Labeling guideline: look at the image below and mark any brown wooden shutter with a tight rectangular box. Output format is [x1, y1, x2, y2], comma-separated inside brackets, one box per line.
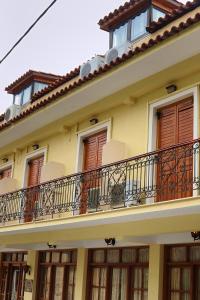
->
[28, 156, 44, 187]
[83, 130, 107, 171]
[158, 97, 193, 148]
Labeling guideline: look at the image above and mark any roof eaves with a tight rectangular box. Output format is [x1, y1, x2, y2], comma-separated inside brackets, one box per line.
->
[0, 11, 200, 133]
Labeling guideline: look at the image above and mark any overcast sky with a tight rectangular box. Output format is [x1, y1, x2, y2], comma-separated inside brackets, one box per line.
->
[0, 0, 186, 113]
[0, 0, 128, 113]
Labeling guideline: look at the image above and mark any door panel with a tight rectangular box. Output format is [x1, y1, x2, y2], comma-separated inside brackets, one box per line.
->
[157, 98, 193, 201]
[25, 156, 44, 222]
[81, 131, 107, 213]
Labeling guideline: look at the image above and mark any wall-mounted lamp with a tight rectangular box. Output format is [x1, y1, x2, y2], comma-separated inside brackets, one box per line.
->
[105, 238, 116, 246]
[166, 84, 177, 94]
[24, 265, 31, 275]
[47, 242, 57, 249]
[2, 157, 8, 164]
[32, 144, 39, 151]
[191, 231, 200, 241]
[90, 118, 98, 125]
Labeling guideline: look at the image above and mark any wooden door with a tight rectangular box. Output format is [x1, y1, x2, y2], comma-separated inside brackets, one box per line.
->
[81, 131, 107, 213]
[157, 98, 193, 201]
[25, 156, 44, 222]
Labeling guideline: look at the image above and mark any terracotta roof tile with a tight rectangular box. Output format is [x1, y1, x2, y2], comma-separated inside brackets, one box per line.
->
[147, 0, 200, 32]
[0, 11, 200, 132]
[98, 0, 182, 31]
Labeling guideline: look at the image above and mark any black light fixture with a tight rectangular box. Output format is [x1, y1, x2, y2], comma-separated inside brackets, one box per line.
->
[191, 231, 200, 241]
[105, 238, 116, 246]
[90, 118, 98, 125]
[32, 144, 39, 151]
[47, 242, 57, 249]
[166, 84, 177, 94]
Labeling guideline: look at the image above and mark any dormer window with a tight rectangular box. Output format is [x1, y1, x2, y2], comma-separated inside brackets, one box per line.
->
[13, 82, 48, 105]
[113, 23, 128, 48]
[5, 70, 61, 107]
[131, 10, 148, 40]
[152, 7, 165, 22]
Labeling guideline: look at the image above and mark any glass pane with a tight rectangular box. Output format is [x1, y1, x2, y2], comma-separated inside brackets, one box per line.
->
[100, 268, 107, 286]
[99, 288, 106, 300]
[61, 252, 70, 263]
[171, 247, 186, 262]
[190, 246, 200, 261]
[12, 253, 17, 261]
[93, 250, 105, 263]
[40, 267, 51, 300]
[195, 268, 200, 299]
[111, 268, 127, 300]
[133, 290, 142, 300]
[107, 249, 120, 263]
[182, 268, 190, 291]
[139, 248, 149, 263]
[54, 267, 64, 300]
[46, 252, 50, 263]
[182, 294, 190, 300]
[113, 23, 128, 47]
[67, 286, 73, 300]
[131, 10, 147, 40]
[52, 252, 60, 263]
[34, 82, 48, 94]
[143, 268, 149, 289]
[92, 288, 99, 300]
[22, 85, 32, 104]
[14, 91, 22, 105]
[152, 7, 165, 22]
[143, 290, 148, 300]
[93, 268, 100, 286]
[171, 292, 180, 300]
[171, 268, 180, 290]
[133, 268, 142, 289]
[69, 267, 75, 285]
[122, 248, 136, 263]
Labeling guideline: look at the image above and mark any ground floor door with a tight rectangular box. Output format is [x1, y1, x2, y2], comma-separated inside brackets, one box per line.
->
[87, 247, 149, 300]
[165, 244, 200, 300]
[0, 253, 27, 300]
[37, 250, 77, 300]
[157, 98, 193, 201]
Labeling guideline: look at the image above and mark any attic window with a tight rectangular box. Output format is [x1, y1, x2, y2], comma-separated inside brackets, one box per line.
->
[152, 7, 165, 22]
[113, 22, 128, 48]
[13, 81, 48, 105]
[131, 10, 148, 40]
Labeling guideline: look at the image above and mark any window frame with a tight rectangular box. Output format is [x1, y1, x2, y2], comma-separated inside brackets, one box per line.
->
[87, 247, 149, 300]
[36, 249, 77, 300]
[164, 244, 200, 300]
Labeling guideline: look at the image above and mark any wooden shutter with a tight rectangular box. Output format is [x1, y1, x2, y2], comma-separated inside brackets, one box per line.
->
[28, 156, 44, 187]
[83, 131, 107, 171]
[158, 97, 193, 148]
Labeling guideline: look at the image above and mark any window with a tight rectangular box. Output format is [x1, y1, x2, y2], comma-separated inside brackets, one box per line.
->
[131, 10, 148, 40]
[165, 244, 200, 300]
[33, 82, 48, 94]
[113, 23, 128, 48]
[87, 247, 149, 300]
[37, 250, 77, 300]
[13, 81, 48, 106]
[0, 166, 12, 180]
[152, 7, 165, 22]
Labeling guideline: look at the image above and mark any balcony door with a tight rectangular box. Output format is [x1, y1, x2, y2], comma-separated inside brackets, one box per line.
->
[81, 130, 107, 213]
[24, 155, 44, 222]
[157, 98, 193, 201]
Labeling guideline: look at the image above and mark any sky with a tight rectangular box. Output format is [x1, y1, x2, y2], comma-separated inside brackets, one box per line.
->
[0, 0, 128, 113]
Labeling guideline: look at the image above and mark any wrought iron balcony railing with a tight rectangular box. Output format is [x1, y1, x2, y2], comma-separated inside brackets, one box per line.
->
[0, 139, 199, 224]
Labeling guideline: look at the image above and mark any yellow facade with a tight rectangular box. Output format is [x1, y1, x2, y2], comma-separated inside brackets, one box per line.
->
[1, 3, 200, 300]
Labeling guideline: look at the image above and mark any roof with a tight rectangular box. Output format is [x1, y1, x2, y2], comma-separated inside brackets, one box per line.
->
[0, 8, 200, 133]
[5, 70, 62, 94]
[98, 0, 182, 31]
[147, 0, 200, 32]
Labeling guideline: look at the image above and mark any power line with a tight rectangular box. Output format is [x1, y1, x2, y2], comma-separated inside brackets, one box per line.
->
[0, 0, 59, 65]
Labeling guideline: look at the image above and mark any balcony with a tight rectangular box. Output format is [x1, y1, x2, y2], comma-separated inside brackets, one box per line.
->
[0, 139, 199, 225]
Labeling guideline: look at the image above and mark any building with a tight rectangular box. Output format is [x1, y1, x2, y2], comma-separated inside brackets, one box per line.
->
[0, 0, 200, 299]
